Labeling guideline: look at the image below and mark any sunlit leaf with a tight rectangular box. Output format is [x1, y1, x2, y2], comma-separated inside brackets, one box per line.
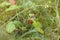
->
[32, 21, 44, 34]
[6, 21, 16, 33]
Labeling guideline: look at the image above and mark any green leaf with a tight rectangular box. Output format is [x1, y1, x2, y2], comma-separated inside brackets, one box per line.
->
[13, 21, 26, 31]
[6, 21, 16, 33]
[21, 27, 26, 31]
[13, 21, 21, 27]
[32, 21, 44, 34]
[5, 5, 21, 12]
[23, 1, 36, 11]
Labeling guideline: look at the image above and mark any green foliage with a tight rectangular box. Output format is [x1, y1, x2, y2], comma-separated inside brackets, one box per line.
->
[6, 21, 16, 33]
[6, 21, 27, 34]
[22, 1, 37, 11]
[5, 5, 21, 12]
[13, 21, 21, 27]
[0, 0, 60, 40]
[32, 21, 44, 34]
[0, 1, 11, 7]
[13, 21, 26, 31]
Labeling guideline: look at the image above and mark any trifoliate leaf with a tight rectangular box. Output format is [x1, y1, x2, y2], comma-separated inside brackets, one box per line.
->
[32, 21, 44, 34]
[6, 21, 16, 33]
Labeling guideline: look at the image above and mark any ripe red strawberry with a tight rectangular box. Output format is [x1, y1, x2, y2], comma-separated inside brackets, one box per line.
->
[28, 20, 33, 24]
[9, 0, 16, 5]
